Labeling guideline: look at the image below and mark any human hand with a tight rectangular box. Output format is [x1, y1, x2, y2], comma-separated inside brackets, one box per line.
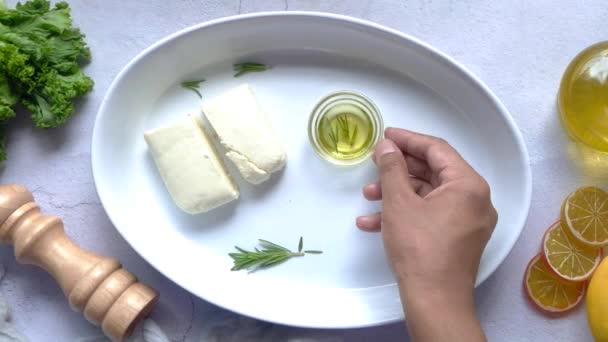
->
[357, 128, 497, 342]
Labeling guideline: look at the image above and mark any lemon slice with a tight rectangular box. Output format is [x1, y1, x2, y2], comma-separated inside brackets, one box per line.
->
[587, 258, 608, 342]
[524, 254, 586, 313]
[543, 221, 602, 281]
[562, 186, 608, 247]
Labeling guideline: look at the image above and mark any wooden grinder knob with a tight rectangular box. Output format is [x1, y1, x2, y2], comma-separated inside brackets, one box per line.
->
[0, 184, 158, 341]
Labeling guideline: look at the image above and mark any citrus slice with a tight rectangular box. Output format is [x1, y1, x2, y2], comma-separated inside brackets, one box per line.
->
[543, 221, 602, 281]
[562, 186, 608, 247]
[587, 257, 608, 342]
[524, 254, 586, 313]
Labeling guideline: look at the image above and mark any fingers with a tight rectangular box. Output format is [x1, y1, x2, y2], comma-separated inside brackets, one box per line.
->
[359, 177, 432, 233]
[405, 155, 432, 181]
[363, 177, 433, 200]
[384, 128, 472, 184]
[363, 182, 382, 200]
[374, 139, 416, 201]
[373, 153, 432, 181]
[412, 178, 434, 197]
[356, 212, 381, 232]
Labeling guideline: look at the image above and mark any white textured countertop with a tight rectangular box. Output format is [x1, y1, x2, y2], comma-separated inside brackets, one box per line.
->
[1, 0, 606, 341]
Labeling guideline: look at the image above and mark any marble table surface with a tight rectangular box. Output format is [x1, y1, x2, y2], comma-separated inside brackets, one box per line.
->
[1, 0, 607, 341]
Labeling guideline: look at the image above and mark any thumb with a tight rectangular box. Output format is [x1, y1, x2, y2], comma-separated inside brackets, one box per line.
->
[375, 139, 415, 203]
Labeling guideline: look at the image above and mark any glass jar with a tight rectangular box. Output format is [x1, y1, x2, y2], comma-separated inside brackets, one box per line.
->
[308, 90, 383, 166]
[559, 42, 608, 151]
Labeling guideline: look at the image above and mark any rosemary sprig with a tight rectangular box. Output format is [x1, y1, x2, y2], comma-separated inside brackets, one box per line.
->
[323, 114, 359, 152]
[181, 79, 205, 98]
[323, 116, 338, 151]
[349, 123, 358, 146]
[337, 114, 349, 137]
[229, 237, 322, 272]
[233, 62, 269, 77]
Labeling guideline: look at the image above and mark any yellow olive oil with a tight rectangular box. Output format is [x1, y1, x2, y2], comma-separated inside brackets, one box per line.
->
[308, 91, 383, 166]
[559, 42, 608, 151]
[317, 103, 373, 160]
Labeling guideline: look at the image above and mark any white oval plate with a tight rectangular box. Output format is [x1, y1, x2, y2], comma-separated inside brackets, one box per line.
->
[92, 12, 531, 328]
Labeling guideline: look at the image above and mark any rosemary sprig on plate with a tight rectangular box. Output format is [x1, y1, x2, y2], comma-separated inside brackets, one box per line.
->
[181, 79, 205, 98]
[229, 237, 322, 272]
[233, 62, 269, 77]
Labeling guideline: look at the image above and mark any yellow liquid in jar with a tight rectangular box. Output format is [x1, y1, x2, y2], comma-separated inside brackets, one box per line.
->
[559, 42, 608, 151]
[317, 103, 373, 160]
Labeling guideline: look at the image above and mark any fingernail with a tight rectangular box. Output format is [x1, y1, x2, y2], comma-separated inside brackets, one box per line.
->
[375, 139, 397, 157]
[356, 217, 370, 231]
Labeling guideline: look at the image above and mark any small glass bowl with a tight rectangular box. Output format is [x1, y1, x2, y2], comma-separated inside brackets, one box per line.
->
[308, 90, 383, 166]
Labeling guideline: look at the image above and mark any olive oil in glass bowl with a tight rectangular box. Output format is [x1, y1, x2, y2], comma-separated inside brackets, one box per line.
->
[308, 91, 383, 166]
[559, 42, 608, 151]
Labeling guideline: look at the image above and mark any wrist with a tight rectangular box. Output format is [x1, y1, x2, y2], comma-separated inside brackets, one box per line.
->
[408, 286, 475, 313]
[398, 280, 485, 342]
[396, 272, 476, 308]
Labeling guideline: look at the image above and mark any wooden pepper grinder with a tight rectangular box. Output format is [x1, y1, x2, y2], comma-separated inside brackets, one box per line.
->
[0, 184, 158, 342]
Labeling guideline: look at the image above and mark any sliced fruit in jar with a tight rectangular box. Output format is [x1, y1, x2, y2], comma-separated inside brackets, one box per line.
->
[543, 221, 602, 281]
[562, 186, 608, 247]
[524, 254, 586, 313]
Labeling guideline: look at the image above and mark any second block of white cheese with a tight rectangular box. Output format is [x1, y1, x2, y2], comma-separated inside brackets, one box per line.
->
[202, 84, 287, 184]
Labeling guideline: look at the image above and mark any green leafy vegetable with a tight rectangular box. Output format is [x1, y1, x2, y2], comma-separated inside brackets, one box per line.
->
[181, 79, 205, 99]
[233, 62, 269, 77]
[0, 125, 7, 163]
[229, 237, 322, 272]
[0, 0, 93, 161]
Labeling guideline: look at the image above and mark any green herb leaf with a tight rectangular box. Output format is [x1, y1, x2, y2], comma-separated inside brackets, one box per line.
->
[337, 114, 349, 137]
[181, 79, 205, 88]
[304, 250, 323, 254]
[331, 122, 340, 152]
[181, 79, 205, 99]
[323, 116, 338, 151]
[258, 239, 290, 252]
[233, 62, 269, 77]
[230, 238, 322, 272]
[323, 114, 359, 153]
[349, 123, 358, 146]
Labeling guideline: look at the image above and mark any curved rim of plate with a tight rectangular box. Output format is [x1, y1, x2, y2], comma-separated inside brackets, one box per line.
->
[92, 11, 532, 328]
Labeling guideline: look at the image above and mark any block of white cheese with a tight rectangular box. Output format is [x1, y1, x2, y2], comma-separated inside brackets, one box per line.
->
[144, 115, 239, 214]
[201, 84, 287, 184]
